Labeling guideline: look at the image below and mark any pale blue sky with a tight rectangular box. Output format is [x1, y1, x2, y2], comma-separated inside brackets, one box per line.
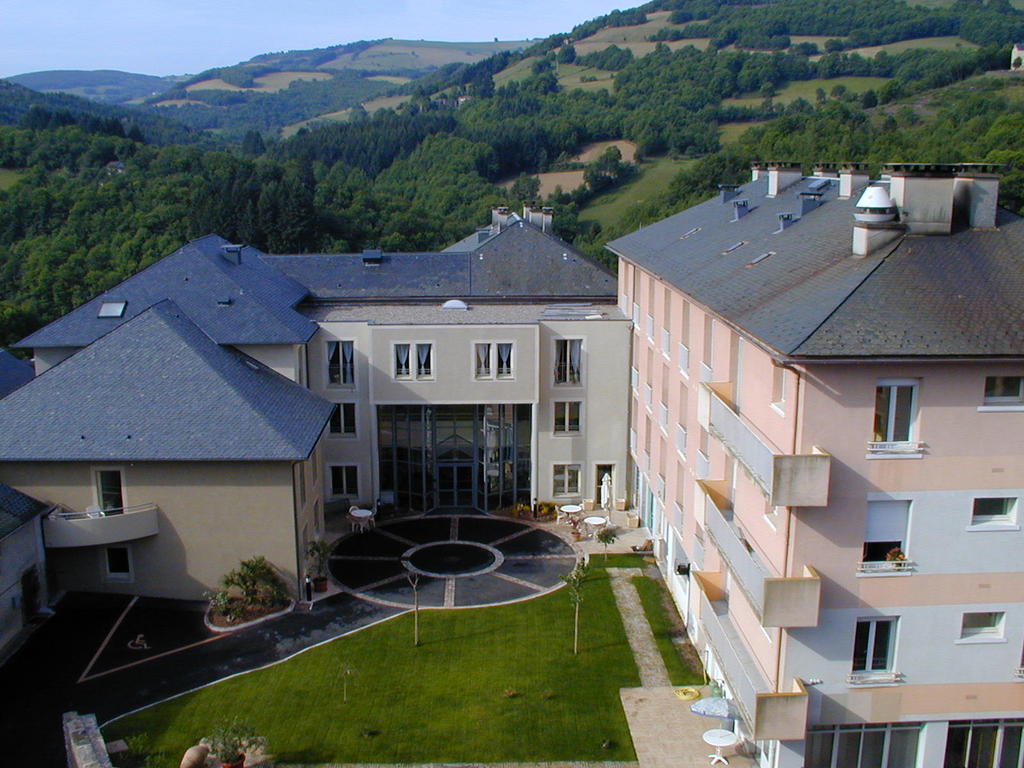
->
[1, 0, 627, 77]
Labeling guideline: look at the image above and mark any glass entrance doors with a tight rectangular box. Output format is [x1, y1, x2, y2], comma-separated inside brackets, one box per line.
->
[378, 404, 532, 513]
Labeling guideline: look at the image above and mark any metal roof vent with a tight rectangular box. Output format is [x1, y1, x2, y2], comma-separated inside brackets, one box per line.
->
[220, 244, 243, 264]
[731, 199, 750, 221]
[775, 213, 794, 233]
[362, 249, 383, 266]
[854, 185, 898, 223]
[719, 184, 739, 203]
[442, 299, 468, 310]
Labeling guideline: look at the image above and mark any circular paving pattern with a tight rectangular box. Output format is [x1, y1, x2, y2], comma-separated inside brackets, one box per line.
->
[329, 514, 579, 608]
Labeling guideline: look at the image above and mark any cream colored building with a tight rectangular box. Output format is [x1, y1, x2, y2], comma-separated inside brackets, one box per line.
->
[0, 210, 628, 601]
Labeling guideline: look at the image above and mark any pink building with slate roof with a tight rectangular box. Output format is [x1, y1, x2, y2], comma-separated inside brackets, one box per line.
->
[608, 162, 1024, 768]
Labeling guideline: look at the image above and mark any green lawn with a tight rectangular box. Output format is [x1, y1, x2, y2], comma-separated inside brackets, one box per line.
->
[0, 168, 25, 190]
[719, 121, 765, 145]
[580, 156, 695, 229]
[632, 576, 702, 687]
[106, 568, 642, 766]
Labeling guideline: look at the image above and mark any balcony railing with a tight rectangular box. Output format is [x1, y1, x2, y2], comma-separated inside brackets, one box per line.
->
[857, 559, 916, 574]
[701, 383, 830, 507]
[44, 503, 159, 548]
[1014, 667, 1024, 680]
[703, 487, 821, 627]
[867, 440, 924, 455]
[695, 573, 809, 740]
[847, 670, 904, 686]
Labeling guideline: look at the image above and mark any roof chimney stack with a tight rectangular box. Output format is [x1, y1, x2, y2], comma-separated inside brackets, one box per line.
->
[732, 199, 751, 221]
[220, 244, 244, 265]
[813, 162, 839, 178]
[766, 162, 802, 198]
[838, 163, 870, 199]
[750, 161, 766, 182]
[885, 163, 959, 234]
[852, 185, 904, 258]
[719, 184, 740, 203]
[953, 163, 1001, 230]
[492, 205, 513, 231]
[524, 205, 554, 233]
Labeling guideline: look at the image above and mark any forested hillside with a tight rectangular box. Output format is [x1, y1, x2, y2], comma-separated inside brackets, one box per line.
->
[2, 0, 1024, 349]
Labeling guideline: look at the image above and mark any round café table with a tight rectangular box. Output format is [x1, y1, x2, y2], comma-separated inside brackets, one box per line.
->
[350, 508, 375, 533]
[702, 728, 739, 765]
[583, 515, 607, 537]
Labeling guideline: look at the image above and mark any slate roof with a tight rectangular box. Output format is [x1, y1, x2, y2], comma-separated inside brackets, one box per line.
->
[266, 219, 617, 300]
[0, 482, 48, 540]
[607, 176, 1024, 358]
[0, 349, 33, 398]
[0, 301, 333, 461]
[17, 235, 316, 349]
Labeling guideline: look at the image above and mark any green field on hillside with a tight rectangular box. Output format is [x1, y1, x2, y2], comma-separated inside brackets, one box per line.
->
[719, 121, 765, 145]
[722, 76, 891, 107]
[0, 169, 25, 190]
[580, 156, 695, 228]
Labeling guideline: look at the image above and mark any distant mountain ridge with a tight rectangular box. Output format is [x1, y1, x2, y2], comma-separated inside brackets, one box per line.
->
[7, 70, 183, 104]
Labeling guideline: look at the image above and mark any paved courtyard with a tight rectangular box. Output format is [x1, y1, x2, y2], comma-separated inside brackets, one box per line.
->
[329, 514, 578, 608]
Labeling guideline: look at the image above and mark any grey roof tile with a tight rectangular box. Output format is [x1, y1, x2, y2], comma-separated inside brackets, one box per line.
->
[608, 177, 1024, 357]
[0, 301, 333, 461]
[0, 482, 48, 539]
[267, 219, 617, 300]
[17, 235, 316, 349]
[0, 349, 33, 398]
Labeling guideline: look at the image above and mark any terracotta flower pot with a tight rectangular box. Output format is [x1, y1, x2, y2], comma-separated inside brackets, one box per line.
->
[221, 756, 245, 768]
[313, 575, 328, 593]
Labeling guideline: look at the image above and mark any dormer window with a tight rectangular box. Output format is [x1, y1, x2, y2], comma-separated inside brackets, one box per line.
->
[98, 301, 126, 318]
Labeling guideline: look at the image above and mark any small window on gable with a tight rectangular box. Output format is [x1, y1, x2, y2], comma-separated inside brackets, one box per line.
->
[98, 301, 127, 318]
[960, 611, 1005, 640]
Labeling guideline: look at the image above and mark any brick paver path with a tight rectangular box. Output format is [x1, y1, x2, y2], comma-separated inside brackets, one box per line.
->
[605, 568, 670, 688]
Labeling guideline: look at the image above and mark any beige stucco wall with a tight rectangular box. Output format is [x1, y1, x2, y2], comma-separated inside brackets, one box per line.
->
[0, 460, 305, 600]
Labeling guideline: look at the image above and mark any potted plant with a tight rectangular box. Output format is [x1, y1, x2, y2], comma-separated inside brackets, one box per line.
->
[885, 547, 907, 564]
[306, 539, 333, 592]
[205, 718, 266, 768]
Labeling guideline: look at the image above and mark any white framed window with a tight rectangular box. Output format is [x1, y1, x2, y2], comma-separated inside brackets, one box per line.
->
[554, 339, 582, 385]
[806, 722, 921, 768]
[104, 545, 133, 582]
[984, 375, 1023, 404]
[661, 328, 670, 357]
[945, 720, 1024, 768]
[678, 342, 690, 376]
[475, 342, 492, 378]
[658, 402, 668, 429]
[771, 365, 786, 411]
[630, 366, 639, 390]
[959, 611, 1006, 642]
[676, 424, 687, 458]
[394, 343, 411, 378]
[632, 302, 640, 326]
[643, 384, 653, 410]
[868, 379, 920, 455]
[330, 465, 359, 498]
[860, 500, 911, 573]
[553, 464, 581, 496]
[553, 401, 581, 434]
[496, 342, 513, 378]
[329, 403, 356, 436]
[326, 340, 355, 386]
[416, 343, 433, 378]
[629, 428, 637, 453]
[850, 617, 898, 681]
[94, 468, 125, 512]
[646, 314, 654, 340]
[970, 497, 1018, 527]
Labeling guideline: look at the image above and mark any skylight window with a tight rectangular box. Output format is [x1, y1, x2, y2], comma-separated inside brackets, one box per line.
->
[747, 251, 776, 267]
[721, 241, 746, 255]
[97, 301, 126, 318]
[679, 226, 702, 239]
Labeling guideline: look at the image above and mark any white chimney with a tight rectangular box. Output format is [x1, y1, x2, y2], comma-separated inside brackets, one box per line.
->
[524, 205, 553, 232]
[751, 162, 766, 182]
[885, 163, 956, 234]
[492, 205, 513, 230]
[813, 162, 839, 178]
[838, 163, 870, 199]
[852, 185, 904, 257]
[767, 163, 802, 197]
[953, 163, 1000, 230]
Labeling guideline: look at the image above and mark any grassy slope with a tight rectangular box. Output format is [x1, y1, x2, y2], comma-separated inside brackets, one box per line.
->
[0, 168, 25, 190]
[580, 156, 695, 228]
[106, 570, 641, 765]
[722, 76, 891, 108]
